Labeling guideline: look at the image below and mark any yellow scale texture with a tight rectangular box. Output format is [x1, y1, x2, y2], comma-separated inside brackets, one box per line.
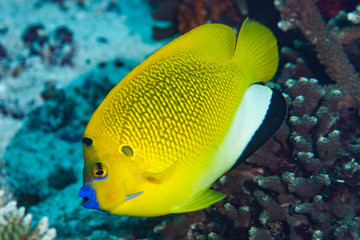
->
[80, 19, 281, 216]
[97, 51, 246, 173]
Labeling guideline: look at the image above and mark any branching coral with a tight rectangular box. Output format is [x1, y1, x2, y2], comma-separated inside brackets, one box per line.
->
[152, 77, 354, 239]
[280, 46, 313, 81]
[0, 190, 56, 240]
[348, 5, 360, 24]
[274, 0, 360, 106]
[286, 78, 341, 169]
[249, 77, 342, 178]
[244, 78, 360, 239]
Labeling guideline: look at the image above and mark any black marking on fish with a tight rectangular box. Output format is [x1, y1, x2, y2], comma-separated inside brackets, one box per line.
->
[231, 88, 287, 170]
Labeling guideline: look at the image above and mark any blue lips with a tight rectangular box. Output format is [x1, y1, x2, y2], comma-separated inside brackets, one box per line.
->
[78, 185, 100, 210]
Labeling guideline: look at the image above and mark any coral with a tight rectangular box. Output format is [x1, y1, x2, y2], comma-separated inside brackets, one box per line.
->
[274, 0, 360, 106]
[254, 176, 286, 194]
[243, 78, 359, 239]
[2, 58, 154, 238]
[149, 0, 244, 39]
[242, 126, 290, 174]
[224, 203, 251, 228]
[154, 212, 206, 239]
[3, 61, 125, 206]
[253, 190, 289, 224]
[22, 24, 75, 66]
[149, 0, 180, 39]
[46, 26, 75, 66]
[280, 46, 312, 80]
[0, 1, 175, 238]
[22, 24, 48, 56]
[286, 78, 341, 172]
[177, 0, 242, 34]
[248, 227, 272, 240]
[151, 77, 352, 239]
[0, 190, 56, 240]
[249, 77, 342, 177]
[348, 4, 360, 24]
[3, 0, 360, 239]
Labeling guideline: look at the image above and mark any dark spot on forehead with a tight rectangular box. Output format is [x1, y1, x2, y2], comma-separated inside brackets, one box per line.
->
[82, 137, 93, 147]
[121, 145, 134, 156]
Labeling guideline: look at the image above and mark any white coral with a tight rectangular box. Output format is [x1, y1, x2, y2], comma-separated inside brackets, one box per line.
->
[348, 5, 360, 24]
[0, 190, 56, 240]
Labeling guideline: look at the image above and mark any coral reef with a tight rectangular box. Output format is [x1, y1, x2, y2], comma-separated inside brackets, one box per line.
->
[3, 63, 124, 205]
[0, 1, 167, 238]
[274, 0, 360, 106]
[21, 24, 75, 66]
[2, 59, 163, 239]
[0, 190, 56, 240]
[149, 0, 246, 39]
[150, 77, 360, 239]
[1, 0, 360, 239]
[177, 0, 242, 34]
[348, 5, 360, 24]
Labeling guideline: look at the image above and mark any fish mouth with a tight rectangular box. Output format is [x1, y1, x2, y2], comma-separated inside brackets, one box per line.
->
[78, 185, 100, 210]
[81, 197, 89, 206]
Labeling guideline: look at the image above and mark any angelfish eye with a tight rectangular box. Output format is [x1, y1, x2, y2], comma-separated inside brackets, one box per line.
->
[92, 162, 108, 179]
[82, 137, 93, 147]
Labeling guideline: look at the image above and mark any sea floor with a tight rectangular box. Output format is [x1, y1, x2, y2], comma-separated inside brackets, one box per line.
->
[0, 0, 169, 238]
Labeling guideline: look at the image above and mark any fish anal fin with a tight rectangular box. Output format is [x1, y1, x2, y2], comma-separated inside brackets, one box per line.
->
[172, 189, 226, 213]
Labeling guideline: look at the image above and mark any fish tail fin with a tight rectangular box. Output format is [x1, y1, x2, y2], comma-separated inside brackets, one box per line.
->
[233, 18, 278, 83]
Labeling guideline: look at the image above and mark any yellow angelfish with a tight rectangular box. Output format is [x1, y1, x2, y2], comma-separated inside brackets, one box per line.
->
[79, 18, 286, 217]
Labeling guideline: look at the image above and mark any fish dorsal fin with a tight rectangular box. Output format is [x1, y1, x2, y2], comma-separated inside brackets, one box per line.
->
[233, 18, 279, 83]
[141, 24, 236, 68]
[172, 189, 226, 213]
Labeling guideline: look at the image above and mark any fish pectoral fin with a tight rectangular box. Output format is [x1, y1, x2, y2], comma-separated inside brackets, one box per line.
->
[143, 173, 163, 184]
[172, 189, 226, 213]
[143, 160, 180, 184]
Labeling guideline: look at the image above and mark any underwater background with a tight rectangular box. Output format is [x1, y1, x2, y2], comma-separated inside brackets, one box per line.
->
[0, 0, 360, 239]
